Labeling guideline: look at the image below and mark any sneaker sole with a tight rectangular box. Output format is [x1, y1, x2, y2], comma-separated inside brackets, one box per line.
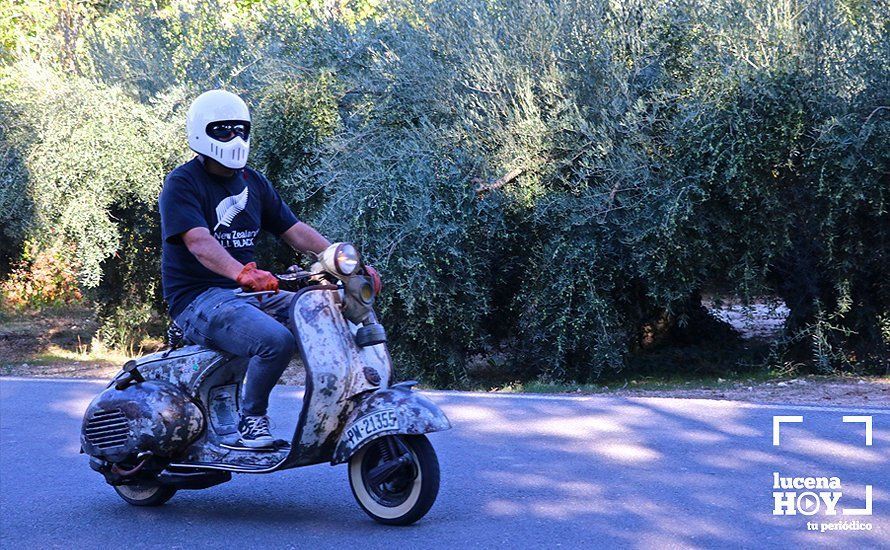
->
[222, 441, 280, 452]
[238, 437, 275, 449]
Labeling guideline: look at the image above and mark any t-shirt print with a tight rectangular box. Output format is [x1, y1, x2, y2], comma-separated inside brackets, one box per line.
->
[211, 186, 258, 249]
[213, 186, 249, 231]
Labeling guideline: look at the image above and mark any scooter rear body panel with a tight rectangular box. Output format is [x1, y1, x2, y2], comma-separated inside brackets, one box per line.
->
[81, 380, 205, 464]
[136, 346, 227, 391]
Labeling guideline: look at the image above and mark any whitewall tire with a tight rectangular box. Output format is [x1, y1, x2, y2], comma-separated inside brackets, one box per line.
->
[348, 435, 440, 525]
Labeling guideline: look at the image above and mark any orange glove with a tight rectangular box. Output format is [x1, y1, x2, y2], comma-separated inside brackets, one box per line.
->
[236, 262, 279, 294]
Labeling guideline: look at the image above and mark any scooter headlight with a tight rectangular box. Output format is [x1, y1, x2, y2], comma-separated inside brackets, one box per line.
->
[317, 242, 361, 277]
[332, 243, 359, 276]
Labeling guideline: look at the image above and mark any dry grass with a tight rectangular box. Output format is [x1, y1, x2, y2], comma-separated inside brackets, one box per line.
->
[0, 307, 154, 378]
[491, 375, 890, 407]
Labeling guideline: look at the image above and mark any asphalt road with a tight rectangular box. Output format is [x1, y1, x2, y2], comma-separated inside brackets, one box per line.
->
[1, 378, 887, 549]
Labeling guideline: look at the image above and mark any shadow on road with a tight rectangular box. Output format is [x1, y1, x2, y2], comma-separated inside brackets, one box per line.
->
[432, 393, 888, 548]
[1, 380, 886, 549]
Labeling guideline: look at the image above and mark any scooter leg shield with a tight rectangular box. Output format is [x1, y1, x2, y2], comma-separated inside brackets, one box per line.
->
[331, 385, 451, 464]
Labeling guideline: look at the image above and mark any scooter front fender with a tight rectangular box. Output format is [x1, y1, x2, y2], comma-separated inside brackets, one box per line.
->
[331, 384, 450, 464]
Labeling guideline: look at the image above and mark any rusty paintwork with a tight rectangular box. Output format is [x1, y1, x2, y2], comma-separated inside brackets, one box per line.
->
[81, 380, 204, 463]
[172, 355, 291, 471]
[135, 346, 227, 390]
[330, 384, 451, 464]
[279, 286, 392, 468]
[160, 286, 362, 472]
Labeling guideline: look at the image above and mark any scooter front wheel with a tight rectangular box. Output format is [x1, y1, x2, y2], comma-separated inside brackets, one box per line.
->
[348, 434, 440, 525]
[114, 482, 177, 506]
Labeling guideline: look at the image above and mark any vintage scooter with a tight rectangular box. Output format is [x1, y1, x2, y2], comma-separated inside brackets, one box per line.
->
[80, 243, 451, 525]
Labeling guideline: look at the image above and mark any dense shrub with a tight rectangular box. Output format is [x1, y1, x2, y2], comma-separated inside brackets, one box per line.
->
[0, 0, 886, 381]
[0, 62, 185, 344]
[0, 123, 31, 274]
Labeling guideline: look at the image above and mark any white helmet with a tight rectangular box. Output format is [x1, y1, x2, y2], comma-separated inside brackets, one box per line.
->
[186, 90, 251, 169]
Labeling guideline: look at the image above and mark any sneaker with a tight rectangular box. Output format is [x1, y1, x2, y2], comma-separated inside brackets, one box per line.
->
[238, 415, 275, 448]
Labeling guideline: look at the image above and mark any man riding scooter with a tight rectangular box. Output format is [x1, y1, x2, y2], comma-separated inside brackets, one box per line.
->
[159, 89, 351, 448]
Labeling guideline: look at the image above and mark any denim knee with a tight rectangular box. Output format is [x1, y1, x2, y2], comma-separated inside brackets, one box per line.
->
[256, 325, 297, 363]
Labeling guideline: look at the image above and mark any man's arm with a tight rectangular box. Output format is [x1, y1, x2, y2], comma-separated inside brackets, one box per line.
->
[182, 227, 244, 280]
[281, 222, 330, 256]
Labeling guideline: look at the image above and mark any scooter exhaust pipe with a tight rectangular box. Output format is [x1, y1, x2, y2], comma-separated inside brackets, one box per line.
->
[157, 470, 232, 490]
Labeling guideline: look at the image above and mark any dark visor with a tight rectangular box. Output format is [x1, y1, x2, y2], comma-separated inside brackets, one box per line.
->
[206, 120, 250, 142]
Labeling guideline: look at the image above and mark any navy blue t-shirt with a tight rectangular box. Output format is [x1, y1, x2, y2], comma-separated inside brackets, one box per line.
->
[159, 158, 299, 319]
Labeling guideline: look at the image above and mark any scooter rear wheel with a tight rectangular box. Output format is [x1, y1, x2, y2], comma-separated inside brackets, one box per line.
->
[114, 482, 177, 506]
[348, 435, 439, 525]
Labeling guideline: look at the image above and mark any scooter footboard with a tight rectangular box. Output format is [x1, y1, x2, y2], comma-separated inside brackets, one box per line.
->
[331, 385, 450, 464]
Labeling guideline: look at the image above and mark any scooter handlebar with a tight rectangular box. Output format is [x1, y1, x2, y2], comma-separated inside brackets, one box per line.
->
[232, 289, 278, 298]
[232, 268, 327, 298]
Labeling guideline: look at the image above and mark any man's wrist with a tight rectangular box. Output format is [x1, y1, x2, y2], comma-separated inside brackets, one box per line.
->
[229, 262, 246, 281]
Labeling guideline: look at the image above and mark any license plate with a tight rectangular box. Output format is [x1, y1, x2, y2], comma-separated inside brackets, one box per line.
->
[345, 409, 399, 446]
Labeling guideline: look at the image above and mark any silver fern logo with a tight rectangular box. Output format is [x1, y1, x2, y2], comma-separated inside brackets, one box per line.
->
[213, 187, 249, 231]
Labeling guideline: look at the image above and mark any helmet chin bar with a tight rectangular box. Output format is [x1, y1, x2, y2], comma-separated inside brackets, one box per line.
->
[204, 136, 250, 169]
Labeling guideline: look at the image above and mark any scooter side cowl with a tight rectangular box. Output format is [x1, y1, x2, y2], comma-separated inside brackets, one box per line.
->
[81, 380, 205, 464]
[331, 385, 451, 464]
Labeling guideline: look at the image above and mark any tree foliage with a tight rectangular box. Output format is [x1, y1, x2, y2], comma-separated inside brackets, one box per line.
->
[1, 0, 887, 380]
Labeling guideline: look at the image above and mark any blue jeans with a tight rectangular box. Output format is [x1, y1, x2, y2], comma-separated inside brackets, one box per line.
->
[175, 287, 297, 416]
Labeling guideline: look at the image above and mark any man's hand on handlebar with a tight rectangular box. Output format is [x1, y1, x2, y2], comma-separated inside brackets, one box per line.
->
[236, 262, 279, 297]
[364, 265, 383, 295]
[233, 256, 380, 299]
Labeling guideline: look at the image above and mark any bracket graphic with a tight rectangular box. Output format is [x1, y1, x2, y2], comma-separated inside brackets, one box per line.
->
[771, 414, 875, 516]
[772, 415, 803, 446]
[842, 416, 873, 446]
